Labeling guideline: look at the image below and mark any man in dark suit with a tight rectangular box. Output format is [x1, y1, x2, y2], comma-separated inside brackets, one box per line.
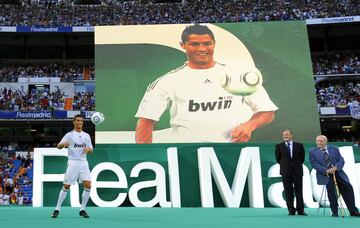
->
[275, 129, 307, 215]
[309, 135, 360, 217]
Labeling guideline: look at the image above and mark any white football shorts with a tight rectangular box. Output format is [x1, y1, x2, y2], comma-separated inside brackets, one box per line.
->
[63, 160, 91, 185]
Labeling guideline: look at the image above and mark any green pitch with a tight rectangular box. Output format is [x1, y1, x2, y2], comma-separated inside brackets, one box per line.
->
[1, 207, 358, 228]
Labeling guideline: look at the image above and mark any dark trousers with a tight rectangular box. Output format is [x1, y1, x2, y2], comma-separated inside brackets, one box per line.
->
[326, 173, 359, 215]
[282, 169, 304, 213]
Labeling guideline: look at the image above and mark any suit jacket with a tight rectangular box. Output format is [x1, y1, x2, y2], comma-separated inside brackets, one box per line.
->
[309, 145, 350, 185]
[275, 141, 305, 176]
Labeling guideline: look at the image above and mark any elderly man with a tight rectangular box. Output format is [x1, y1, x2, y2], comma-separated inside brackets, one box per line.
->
[309, 135, 360, 217]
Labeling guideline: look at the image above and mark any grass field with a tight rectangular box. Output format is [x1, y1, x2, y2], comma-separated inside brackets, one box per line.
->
[1, 207, 359, 228]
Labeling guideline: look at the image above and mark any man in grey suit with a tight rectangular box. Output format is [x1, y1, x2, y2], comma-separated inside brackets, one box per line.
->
[309, 135, 360, 217]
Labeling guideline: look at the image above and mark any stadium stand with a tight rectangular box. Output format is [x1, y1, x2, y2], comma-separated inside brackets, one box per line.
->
[0, 147, 33, 206]
[0, 86, 95, 111]
[0, 0, 359, 26]
[316, 80, 360, 107]
[0, 64, 94, 82]
[312, 51, 360, 75]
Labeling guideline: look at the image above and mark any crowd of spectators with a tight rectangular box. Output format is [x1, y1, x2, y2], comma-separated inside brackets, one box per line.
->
[0, 0, 359, 26]
[0, 150, 33, 206]
[0, 86, 95, 111]
[0, 86, 65, 111]
[1, 143, 58, 153]
[73, 92, 95, 111]
[312, 51, 360, 75]
[0, 64, 94, 82]
[0, 143, 19, 153]
[315, 80, 360, 107]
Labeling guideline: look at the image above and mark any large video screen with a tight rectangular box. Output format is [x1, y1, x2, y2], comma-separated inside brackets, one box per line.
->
[95, 22, 320, 143]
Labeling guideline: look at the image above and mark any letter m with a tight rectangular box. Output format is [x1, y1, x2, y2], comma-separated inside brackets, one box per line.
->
[197, 147, 264, 208]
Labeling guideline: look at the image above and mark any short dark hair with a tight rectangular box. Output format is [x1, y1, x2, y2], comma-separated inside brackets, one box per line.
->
[73, 114, 83, 121]
[181, 24, 215, 43]
[282, 129, 293, 135]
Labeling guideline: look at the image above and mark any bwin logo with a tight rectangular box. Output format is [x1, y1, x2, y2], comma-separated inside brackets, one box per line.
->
[189, 97, 232, 112]
[74, 143, 86, 148]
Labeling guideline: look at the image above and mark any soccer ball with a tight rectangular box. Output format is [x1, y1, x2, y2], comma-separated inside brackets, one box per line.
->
[220, 68, 263, 96]
[91, 112, 105, 125]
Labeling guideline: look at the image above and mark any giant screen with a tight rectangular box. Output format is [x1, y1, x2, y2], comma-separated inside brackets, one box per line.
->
[95, 22, 320, 143]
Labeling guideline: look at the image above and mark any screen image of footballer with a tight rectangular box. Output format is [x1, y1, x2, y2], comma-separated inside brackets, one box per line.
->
[95, 22, 319, 144]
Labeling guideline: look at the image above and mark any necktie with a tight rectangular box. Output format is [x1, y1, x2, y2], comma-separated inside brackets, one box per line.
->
[322, 148, 332, 169]
[287, 142, 292, 158]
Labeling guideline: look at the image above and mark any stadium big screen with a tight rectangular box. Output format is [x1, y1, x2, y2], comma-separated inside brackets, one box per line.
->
[95, 22, 320, 144]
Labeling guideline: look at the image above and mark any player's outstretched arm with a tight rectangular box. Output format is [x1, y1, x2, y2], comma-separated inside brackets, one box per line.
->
[231, 111, 275, 143]
[135, 118, 156, 144]
[57, 141, 69, 149]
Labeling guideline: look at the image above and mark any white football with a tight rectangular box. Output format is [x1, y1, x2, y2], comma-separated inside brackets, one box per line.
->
[220, 68, 263, 96]
[91, 112, 105, 125]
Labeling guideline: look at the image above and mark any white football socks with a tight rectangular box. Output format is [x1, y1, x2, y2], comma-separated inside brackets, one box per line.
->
[80, 188, 91, 211]
[55, 187, 69, 211]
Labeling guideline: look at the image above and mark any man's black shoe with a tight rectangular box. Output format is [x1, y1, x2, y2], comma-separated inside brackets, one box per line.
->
[298, 212, 308, 216]
[79, 210, 90, 218]
[331, 214, 339, 217]
[51, 210, 59, 218]
[350, 212, 360, 217]
[288, 212, 295, 216]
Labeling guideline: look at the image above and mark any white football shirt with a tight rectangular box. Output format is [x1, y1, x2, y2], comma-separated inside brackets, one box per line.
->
[60, 130, 93, 160]
[135, 62, 278, 142]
